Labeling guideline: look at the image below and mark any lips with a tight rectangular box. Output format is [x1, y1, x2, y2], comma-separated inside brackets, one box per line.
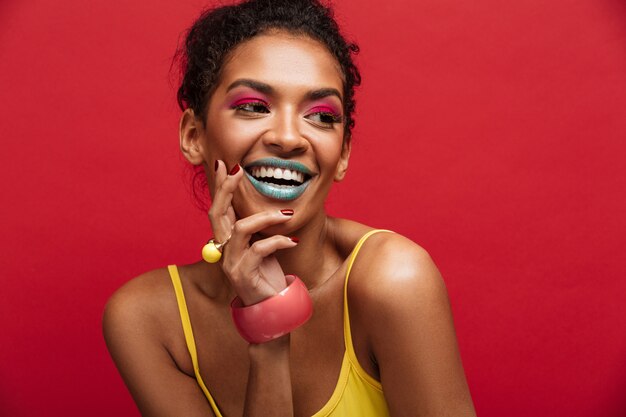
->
[244, 158, 315, 201]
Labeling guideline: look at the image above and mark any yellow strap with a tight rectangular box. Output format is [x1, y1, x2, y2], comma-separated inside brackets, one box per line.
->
[168, 265, 223, 416]
[343, 230, 393, 389]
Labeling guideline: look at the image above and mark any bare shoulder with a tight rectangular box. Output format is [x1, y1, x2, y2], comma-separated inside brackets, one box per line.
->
[348, 232, 476, 415]
[349, 231, 448, 309]
[102, 267, 177, 348]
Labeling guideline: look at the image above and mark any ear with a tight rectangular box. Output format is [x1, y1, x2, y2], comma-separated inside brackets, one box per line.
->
[334, 139, 351, 182]
[179, 109, 206, 165]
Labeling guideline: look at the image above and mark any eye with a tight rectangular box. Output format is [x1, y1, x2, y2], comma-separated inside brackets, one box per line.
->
[305, 106, 343, 127]
[231, 99, 270, 114]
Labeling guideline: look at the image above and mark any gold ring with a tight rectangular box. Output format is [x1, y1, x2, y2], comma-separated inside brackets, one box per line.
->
[201, 234, 231, 263]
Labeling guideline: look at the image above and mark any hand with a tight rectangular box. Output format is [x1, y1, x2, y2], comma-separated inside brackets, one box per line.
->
[209, 160, 298, 305]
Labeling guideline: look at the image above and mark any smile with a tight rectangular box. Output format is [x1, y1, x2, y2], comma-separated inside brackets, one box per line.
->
[244, 158, 315, 201]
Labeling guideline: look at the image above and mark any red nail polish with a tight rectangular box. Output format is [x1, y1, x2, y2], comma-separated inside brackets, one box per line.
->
[289, 237, 299, 243]
[280, 209, 294, 216]
[214, 160, 219, 172]
[229, 164, 240, 175]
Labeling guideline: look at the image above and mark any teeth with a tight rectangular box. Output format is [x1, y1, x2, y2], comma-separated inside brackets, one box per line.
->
[250, 166, 306, 184]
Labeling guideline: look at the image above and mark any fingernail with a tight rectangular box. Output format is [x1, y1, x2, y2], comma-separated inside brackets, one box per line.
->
[280, 209, 294, 216]
[289, 237, 299, 243]
[229, 164, 240, 175]
[214, 160, 219, 172]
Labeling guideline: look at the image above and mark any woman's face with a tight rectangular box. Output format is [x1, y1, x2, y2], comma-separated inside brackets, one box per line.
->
[189, 31, 350, 232]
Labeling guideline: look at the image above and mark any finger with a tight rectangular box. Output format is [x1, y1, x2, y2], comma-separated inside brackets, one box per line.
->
[230, 237, 297, 295]
[243, 235, 298, 268]
[209, 161, 243, 240]
[227, 209, 294, 254]
[214, 159, 227, 192]
[210, 161, 242, 216]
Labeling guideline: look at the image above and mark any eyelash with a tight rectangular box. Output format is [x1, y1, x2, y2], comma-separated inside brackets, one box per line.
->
[307, 111, 343, 126]
[232, 100, 270, 114]
[231, 100, 343, 126]
[306, 105, 343, 127]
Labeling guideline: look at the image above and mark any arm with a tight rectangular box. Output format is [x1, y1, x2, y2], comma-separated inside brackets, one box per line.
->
[210, 161, 297, 417]
[354, 235, 476, 417]
[243, 336, 293, 416]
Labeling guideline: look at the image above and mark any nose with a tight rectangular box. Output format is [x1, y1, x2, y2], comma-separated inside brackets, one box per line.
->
[262, 108, 308, 154]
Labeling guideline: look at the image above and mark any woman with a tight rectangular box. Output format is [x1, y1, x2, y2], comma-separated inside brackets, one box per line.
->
[103, 0, 476, 416]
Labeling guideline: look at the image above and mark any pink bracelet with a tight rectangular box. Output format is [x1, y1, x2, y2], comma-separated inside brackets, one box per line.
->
[230, 275, 313, 344]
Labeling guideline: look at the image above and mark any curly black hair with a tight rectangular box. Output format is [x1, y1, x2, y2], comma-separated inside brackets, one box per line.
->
[174, 0, 361, 140]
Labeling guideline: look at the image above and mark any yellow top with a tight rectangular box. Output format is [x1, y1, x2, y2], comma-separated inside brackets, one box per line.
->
[168, 229, 392, 417]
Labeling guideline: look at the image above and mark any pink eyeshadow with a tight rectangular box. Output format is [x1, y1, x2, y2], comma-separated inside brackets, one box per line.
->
[228, 93, 269, 108]
[308, 97, 342, 115]
[308, 104, 341, 116]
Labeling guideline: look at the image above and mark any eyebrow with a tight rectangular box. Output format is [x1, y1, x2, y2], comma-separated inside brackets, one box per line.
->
[226, 79, 274, 95]
[226, 79, 343, 103]
[306, 88, 343, 103]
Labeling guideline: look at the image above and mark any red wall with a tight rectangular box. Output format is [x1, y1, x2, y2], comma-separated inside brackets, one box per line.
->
[1, 0, 625, 415]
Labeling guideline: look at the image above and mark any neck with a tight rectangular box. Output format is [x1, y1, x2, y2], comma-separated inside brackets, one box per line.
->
[275, 213, 342, 290]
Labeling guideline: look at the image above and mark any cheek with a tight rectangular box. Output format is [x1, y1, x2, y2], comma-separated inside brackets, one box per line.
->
[301, 124, 344, 159]
[301, 123, 345, 161]
[311, 139, 344, 169]
[208, 119, 263, 159]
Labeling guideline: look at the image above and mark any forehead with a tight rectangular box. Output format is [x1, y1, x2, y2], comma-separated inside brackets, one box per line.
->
[218, 32, 344, 96]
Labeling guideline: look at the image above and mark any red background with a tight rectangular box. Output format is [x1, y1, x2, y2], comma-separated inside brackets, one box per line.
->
[1, 0, 626, 415]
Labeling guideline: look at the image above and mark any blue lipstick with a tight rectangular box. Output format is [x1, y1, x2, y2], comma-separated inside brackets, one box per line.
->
[244, 158, 314, 201]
